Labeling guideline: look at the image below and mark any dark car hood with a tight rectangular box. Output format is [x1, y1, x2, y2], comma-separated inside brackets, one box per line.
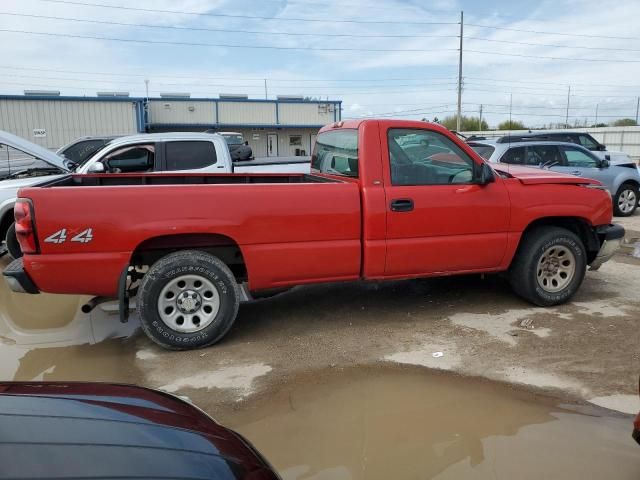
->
[0, 382, 278, 479]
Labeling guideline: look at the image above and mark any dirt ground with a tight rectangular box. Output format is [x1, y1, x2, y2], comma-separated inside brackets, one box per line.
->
[1, 213, 639, 417]
[135, 211, 640, 414]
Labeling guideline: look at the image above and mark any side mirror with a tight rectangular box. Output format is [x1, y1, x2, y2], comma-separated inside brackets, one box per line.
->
[87, 161, 106, 173]
[604, 154, 611, 161]
[479, 162, 495, 185]
[601, 158, 610, 168]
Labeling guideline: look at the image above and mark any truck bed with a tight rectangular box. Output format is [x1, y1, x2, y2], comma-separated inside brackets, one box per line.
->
[19, 172, 362, 296]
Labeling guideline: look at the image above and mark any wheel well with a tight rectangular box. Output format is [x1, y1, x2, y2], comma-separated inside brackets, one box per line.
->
[521, 217, 600, 264]
[130, 233, 247, 282]
[619, 179, 639, 189]
[0, 210, 13, 241]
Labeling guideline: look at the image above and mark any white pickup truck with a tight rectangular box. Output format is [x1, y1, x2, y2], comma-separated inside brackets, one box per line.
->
[0, 131, 311, 258]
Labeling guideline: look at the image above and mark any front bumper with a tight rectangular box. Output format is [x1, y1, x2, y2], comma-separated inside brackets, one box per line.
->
[2, 257, 39, 294]
[589, 224, 625, 271]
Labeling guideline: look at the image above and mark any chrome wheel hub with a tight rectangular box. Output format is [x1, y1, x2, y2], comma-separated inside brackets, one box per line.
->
[176, 290, 202, 314]
[158, 274, 220, 333]
[618, 189, 637, 214]
[536, 245, 576, 293]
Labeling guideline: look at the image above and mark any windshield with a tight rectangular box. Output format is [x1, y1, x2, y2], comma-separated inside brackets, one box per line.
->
[468, 143, 495, 160]
[60, 139, 111, 167]
[311, 129, 359, 178]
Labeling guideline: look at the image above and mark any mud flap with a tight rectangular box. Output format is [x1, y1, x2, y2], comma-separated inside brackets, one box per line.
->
[118, 266, 130, 324]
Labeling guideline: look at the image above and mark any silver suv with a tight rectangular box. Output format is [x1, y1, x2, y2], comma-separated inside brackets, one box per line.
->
[468, 139, 640, 217]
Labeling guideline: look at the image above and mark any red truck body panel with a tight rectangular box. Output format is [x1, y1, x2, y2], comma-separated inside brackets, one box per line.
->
[15, 119, 614, 298]
[23, 181, 361, 296]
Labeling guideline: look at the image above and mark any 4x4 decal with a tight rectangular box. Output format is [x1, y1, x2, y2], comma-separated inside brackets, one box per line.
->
[44, 228, 94, 244]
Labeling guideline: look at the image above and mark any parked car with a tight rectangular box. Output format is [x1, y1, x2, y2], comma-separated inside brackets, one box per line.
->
[56, 135, 119, 170]
[468, 132, 633, 165]
[467, 139, 640, 217]
[0, 131, 70, 258]
[0, 381, 280, 479]
[3, 119, 623, 350]
[0, 130, 311, 259]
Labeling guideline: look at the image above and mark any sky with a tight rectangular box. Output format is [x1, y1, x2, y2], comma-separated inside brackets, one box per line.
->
[1, 0, 640, 128]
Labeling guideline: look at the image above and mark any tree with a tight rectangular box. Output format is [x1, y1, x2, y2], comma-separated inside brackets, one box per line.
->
[612, 118, 637, 126]
[497, 120, 526, 130]
[590, 123, 608, 128]
[439, 115, 488, 131]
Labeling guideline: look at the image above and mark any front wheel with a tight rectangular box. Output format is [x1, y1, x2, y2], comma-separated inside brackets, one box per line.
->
[137, 250, 240, 350]
[5, 223, 22, 260]
[613, 183, 638, 217]
[509, 226, 586, 306]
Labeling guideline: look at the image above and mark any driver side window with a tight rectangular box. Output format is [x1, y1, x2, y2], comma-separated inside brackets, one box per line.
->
[104, 144, 155, 173]
[388, 129, 476, 186]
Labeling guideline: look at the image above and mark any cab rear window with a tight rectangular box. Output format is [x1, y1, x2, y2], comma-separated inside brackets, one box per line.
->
[312, 129, 359, 178]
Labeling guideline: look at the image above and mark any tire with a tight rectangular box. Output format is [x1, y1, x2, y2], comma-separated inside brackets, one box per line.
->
[137, 250, 240, 350]
[5, 222, 22, 260]
[613, 183, 638, 217]
[508, 226, 586, 307]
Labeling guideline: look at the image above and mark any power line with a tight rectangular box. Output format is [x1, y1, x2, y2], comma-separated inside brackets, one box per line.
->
[467, 36, 640, 53]
[0, 65, 457, 83]
[467, 23, 639, 40]
[5, 72, 458, 89]
[467, 49, 640, 64]
[479, 110, 634, 118]
[464, 76, 640, 89]
[38, 0, 459, 26]
[0, 28, 460, 53]
[464, 88, 639, 99]
[0, 12, 460, 40]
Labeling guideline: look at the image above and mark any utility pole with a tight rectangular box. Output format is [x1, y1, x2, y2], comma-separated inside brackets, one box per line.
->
[595, 103, 599, 126]
[144, 78, 149, 100]
[479, 104, 483, 132]
[635, 96, 639, 124]
[565, 85, 571, 128]
[264, 79, 268, 100]
[456, 10, 463, 132]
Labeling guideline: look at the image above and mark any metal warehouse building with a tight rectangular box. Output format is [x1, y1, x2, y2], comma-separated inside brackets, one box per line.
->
[0, 93, 342, 157]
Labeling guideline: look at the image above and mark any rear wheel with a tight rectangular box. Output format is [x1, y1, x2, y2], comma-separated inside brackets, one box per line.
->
[5, 223, 21, 260]
[613, 183, 638, 217]
[509, 226, 586, 306]
[137, 250, 240, 350]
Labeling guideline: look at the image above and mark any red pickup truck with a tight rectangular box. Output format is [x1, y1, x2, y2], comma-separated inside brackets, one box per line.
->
[3, 119, 624, 350]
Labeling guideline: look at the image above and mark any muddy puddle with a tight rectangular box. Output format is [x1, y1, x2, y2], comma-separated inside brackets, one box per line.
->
[0, 257, 139, 381]
[220, 367, 640, 480]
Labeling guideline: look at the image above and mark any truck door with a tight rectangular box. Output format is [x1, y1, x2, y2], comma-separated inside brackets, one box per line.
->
[382, 127, 510, 276]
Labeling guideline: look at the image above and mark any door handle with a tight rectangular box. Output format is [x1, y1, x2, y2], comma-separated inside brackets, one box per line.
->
[390, 198, 414, 212]
[571, 170, 582, 176]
